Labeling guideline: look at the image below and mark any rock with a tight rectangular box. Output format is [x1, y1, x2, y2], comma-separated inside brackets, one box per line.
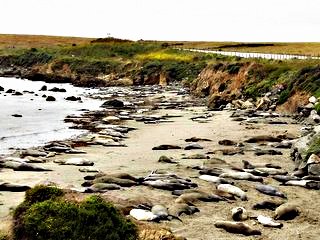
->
[152, 145, 182, 150]
[11, 114, 22, 117]
[101, 99, 124, 108]
[65, 96, 81, 101]
[12, 91, 23, 96]
[309, 110, 320, 123]
[49, 87, 66, 92]
[0, 86, 4, 91]
[39, 85, 47, 91]
[6, 89, 14, 93]
[184, 143, 203, 150]
[46, 96, 56, 101]
[309, 96, 317, 104]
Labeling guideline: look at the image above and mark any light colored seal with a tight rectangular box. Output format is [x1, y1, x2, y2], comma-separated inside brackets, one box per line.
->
[214, 221, 261, 236]
[220, 172, 263, 182]
[274, 204, 300, 220]
[129, 209, 157, 221]
[257, 215, 283, 228]
[231, 207, 248, 221]
[217, 184, 247, 200]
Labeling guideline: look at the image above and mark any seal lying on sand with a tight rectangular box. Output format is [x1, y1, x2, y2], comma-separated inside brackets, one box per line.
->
[220, 172, 263, 182]
[217, 184, 247, 200]
[0, 182, 31, 192]
[252, 200, 284, 210]
[242, 160, 281, 169]
[0, 161, 52, 171]
[231, 207, 248, 221]
[256, 215, 283, 228]
[274, 204, 300, 220]
[214, 221, 261, 236]
[175, 192, 224, 204]
[168, 203, 199, 216]
[255, 184, 286, 198]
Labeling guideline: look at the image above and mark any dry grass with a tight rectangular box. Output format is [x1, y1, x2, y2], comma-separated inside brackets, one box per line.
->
[0, 34, 93, 50]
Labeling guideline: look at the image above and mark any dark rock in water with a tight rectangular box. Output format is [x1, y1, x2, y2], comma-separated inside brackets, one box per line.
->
[245, 135, 282, 143]
[6, 89, 14, 93]
[39, 85, 47, 91]
[12, 91, 23, 96]
[65, 96, 81, 101]
[12, 114, 22, 118]
[218, 139, 237, 146]
[101, 99, 124, 108]
[184, 143, 203, 150]
[152, 145, 182, 150]
[0, 182, 31, 192]
[49, 87, 66, 92]
[0, 86, 4, 91]
[252, 200, 284, 210]
[185, 137, 212, 142]
[46, 96, 56, 101]
[255, 149, 282, 156]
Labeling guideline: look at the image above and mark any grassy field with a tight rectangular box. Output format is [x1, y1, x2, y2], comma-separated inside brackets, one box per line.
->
[170, 41, 320, 56]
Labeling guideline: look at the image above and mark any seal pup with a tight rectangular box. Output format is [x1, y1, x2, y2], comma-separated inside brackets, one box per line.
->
[272, 175, 300, 183]
[214, 221, 261, 236]
[0, 182, 31, 192]
[255, 167, 287, 175]
[217, 184, 247, 200]
[274, 204, 300, 220]
[0, 161, 52, 172]
[255, 184, 286, 198]
[199, 175, 232, 184]
[242, 160, 281, 169]
[257, 215, 283, 228]
[151, 204, 182, 221]
[231, 207, 248, 221]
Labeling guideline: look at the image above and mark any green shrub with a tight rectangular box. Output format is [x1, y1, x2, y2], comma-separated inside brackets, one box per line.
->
[12, 50, 53, 67]
[304, 135, 320, 160]
[13, 186, 137, 240]
[0, 232, 9, 240]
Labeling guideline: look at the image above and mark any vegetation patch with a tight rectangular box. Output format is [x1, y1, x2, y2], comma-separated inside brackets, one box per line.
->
[13, 185, 137, 240]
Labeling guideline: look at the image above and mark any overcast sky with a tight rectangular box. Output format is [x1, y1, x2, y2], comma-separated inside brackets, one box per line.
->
[1, 0, 319, 42]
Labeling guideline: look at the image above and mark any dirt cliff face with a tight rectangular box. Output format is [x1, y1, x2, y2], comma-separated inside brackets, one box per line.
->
[191, 62, 258, 107]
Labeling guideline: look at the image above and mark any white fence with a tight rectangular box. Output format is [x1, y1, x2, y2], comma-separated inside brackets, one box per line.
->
[180, 48, 320, 60]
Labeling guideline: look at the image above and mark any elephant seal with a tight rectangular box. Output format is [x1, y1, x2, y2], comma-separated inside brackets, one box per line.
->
[217, 184, 247, 200]
[84, 176, 137, 187]
[55, 158, 94, 166]
[284, 180, 320, 190]
[214, 221, 261, 236]
[255, 184, 286, 198]
[272, 175, 300, 183]
[274, 204, 300, 220]
[252, 200, 284, 210]
[255, 168, 287, 175]
[199, 175, 232, 184]
[257, 215, 283, 228]
[0, 182, 31, 192]
[220, 172, 263, 182]
[86, 183, 121, 192]
[242, 160, 281, 169]
[129, 209, 157, 221]
[231, 207, 248, 221]
[151, 204, 182, 221]
[175, 192, 224, 204]
[168, 203, 199, 216]
[0, 161, 52, 172]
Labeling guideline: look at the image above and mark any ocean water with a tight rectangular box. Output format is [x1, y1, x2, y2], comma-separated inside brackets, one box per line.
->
[0, 77, 102, 155]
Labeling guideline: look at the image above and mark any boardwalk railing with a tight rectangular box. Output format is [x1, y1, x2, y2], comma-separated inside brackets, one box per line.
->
[179, 48, 320, 60]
